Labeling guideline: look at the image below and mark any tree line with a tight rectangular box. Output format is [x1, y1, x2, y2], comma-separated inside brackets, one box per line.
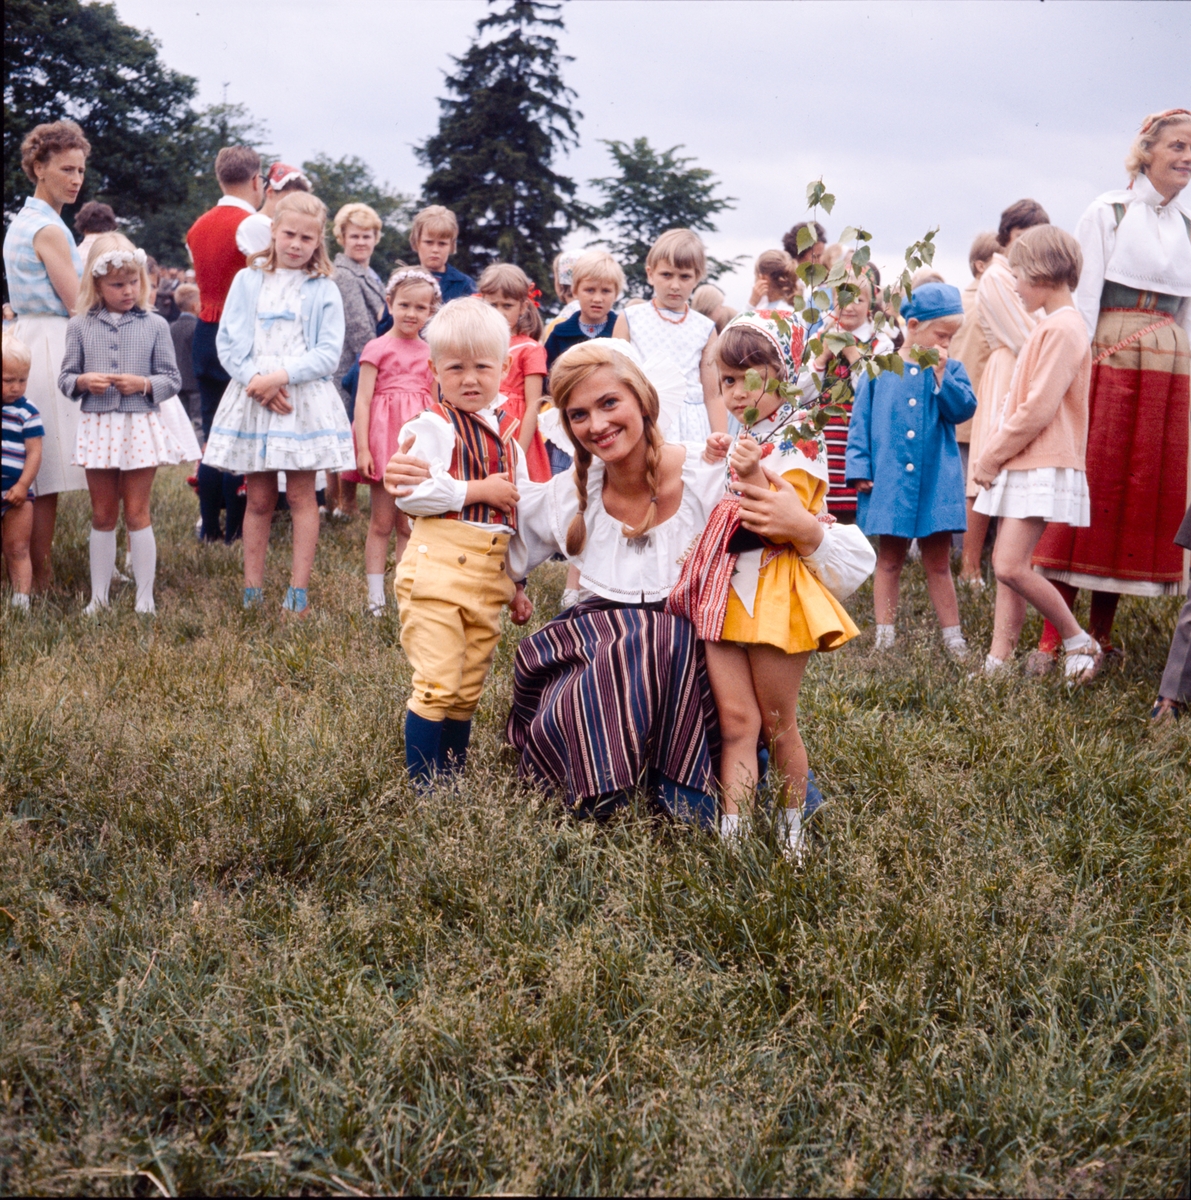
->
[4, 0, 735, 301]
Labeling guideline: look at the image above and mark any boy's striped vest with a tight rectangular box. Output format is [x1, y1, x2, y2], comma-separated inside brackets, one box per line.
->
[432, 402, 520, 531]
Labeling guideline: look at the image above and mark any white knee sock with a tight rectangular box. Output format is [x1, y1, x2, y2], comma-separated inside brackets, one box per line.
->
[128, 526, 157, 613]
[87, 528, 117, 611]
[366, 573, 386, 611]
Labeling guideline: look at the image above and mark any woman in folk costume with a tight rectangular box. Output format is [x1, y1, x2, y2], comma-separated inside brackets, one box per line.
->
[1031, 109, 1191, 670]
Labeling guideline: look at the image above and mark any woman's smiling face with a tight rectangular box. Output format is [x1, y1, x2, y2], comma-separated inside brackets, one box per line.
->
[563, 365, 646, 464]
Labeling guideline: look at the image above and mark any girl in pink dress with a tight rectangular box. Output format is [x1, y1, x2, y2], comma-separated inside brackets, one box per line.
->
[352, 268, 440, 614]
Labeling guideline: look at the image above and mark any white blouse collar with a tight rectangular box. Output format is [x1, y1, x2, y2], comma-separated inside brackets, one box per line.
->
[1104, 174, 1191, 296]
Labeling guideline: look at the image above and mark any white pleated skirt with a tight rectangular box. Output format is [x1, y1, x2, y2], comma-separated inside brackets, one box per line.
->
[973, 466, 1090, 526]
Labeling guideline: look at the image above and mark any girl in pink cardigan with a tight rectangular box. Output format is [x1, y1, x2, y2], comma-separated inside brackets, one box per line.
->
[972, 225, 1101, 683]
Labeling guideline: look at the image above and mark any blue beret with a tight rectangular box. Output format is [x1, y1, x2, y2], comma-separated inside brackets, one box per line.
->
[902, 282, 964, 323]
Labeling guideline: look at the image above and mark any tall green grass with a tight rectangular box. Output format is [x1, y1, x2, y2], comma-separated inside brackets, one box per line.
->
[2, 468, 1187, 1196]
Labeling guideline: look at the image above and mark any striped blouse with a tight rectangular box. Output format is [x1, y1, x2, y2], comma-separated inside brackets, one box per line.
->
[1, 197, 83, 317]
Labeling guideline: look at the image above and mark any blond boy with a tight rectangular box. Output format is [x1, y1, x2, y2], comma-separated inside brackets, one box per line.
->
[388, 298, 533, 785]
[544, 250, 625, 368]
[2, 336, 44, 609]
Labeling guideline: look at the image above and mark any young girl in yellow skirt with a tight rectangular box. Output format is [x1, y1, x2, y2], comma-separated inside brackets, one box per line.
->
[669, 311, 860, 857]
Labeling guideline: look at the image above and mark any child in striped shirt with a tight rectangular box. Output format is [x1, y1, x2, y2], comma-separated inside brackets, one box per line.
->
[2, 335, 44, 610]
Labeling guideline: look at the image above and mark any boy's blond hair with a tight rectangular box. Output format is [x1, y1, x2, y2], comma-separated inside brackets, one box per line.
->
[3, 334, 32, 372]
[410, 205, 458, 249]
[249, 193, 335, 277]
[425, 297, 510, 365]
[1009, 224, 1083, 290]
[174, 283, 201, 313]
[570, 250, 625, 296]
[76, 233, 152, 314]
[645, 228, 706, 279]
[333, 202, 382, 245]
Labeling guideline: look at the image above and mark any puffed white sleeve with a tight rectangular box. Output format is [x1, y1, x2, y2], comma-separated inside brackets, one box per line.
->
[513, 471, 576, 578]
[802, 522, 876, 600]
[1073, 199, 1111, 341]
[392, 412, 469, 517]
[680, 440, 728, 525]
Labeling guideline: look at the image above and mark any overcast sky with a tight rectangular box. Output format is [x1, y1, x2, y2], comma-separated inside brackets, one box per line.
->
[113, 0, 1188, 303]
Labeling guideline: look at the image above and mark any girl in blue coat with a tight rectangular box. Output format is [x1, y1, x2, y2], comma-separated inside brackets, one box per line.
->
[845, 283, 977, 656]
[203, 193, 350, 616]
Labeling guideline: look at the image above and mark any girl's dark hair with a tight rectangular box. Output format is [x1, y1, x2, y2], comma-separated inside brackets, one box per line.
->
[717, 324, 786, 379]
[781, 220, 827, 262]
[996, 198, 1049, 247]
[74, 201, 117, 236]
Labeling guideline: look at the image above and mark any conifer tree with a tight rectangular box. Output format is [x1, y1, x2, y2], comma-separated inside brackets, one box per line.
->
[591, 138, 737, 296]
[417, 0, 589, 297]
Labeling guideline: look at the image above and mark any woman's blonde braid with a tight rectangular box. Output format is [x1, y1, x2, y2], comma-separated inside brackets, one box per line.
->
[566, 445, 592, 556]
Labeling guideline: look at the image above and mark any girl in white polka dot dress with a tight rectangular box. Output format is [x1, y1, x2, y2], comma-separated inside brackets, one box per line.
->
[58, 233, 184, 614]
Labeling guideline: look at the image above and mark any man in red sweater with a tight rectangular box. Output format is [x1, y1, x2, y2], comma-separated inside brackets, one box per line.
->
[187, 146, 263, 543]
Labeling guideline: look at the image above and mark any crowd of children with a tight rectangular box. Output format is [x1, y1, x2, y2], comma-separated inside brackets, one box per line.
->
[4, 110, 1190, 845]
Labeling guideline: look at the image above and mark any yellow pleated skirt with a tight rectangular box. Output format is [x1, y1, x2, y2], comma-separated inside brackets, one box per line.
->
[720, 472, 860, 654]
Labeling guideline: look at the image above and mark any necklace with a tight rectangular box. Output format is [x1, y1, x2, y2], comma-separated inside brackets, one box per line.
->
[651, 298, 689, 324]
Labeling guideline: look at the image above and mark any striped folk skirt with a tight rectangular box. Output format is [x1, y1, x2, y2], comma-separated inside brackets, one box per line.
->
[1034, 308, 1190, 596]
[506, 600, 719, 816]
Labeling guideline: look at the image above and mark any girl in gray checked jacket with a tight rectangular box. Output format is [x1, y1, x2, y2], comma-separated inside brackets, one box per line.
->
[59, 233, 183, 615]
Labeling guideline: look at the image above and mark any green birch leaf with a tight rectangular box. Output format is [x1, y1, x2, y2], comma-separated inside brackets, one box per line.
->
[795, 226, 815, 254]
[820, 193, 835, 214]
[838, 225, 858, 244]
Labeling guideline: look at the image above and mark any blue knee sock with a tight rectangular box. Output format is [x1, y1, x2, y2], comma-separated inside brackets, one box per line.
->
[405, 710, 443, 786]
[438, 717, 472, 775]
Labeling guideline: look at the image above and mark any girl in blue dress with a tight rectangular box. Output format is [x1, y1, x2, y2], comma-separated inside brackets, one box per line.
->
[845, 283, 977, 657]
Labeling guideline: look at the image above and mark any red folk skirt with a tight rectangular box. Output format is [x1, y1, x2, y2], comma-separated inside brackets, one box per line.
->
[1033, 307, 1189, 595]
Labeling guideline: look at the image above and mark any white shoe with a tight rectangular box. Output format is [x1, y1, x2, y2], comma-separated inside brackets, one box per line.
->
[368, 602, 385, 618]
[874, 625, 896, 651]
[944, 637, 970, 661]
[719, 811, 743, 842]
[83, 597, 109, 616]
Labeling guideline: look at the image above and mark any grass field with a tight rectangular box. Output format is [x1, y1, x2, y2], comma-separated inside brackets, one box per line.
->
[1, 467, 1188, 1197]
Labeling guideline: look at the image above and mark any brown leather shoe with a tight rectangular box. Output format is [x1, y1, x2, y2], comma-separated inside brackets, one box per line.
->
[1024, 649, 1057, 677]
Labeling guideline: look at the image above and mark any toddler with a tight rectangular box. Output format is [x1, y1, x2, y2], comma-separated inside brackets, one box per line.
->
[58, 234, 185, 615]
[203, 192, 353, 617]
[614, 228, 725, 439]
[389, 298, 534, 785]
[352, 268, 441, 614]
[971, 225, 1100, 682]
[845, 283, 977, 657]
[478, 263, 551, 482]
[669, 313, 870, 857]
[2, 336, 44, 610]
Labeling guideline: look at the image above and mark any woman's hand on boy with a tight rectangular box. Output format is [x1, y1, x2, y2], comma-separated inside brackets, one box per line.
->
[703, 432, 731, 463]
[509, 583, 533, 626]
[383, 437, 430, 497]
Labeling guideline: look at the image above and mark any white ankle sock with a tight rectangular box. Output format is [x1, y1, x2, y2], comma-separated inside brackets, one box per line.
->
[87, 528, 117, 610]
[10, 592, 30, 609]
[875, 623, 895, 649]
[720, 811, 741, 839]
[1063, 630, 1095, 653]
[128, 526, 157, 613]
[941, 624, 964, 645]
[776, 805, 804, 862]
[366, 573, 386, 610]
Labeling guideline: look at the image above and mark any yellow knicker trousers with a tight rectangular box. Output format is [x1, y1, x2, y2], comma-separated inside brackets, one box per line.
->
[395, 517, 516, 721]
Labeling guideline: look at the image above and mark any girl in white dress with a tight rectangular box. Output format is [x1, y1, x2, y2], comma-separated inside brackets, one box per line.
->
[614, 229, 725, 441]
[203, 193, 351, 616]
[58, 234, 185, 615]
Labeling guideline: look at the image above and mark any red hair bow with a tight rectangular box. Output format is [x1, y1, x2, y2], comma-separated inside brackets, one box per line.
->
[527, 284, 542, 308]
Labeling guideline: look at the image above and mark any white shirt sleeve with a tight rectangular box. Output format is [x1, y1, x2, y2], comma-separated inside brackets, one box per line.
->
[235, 213, 274, 258]
[392, 411, 469, 517]
[1074, 200, 1111, 341]
[802, 522, 877, 600]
